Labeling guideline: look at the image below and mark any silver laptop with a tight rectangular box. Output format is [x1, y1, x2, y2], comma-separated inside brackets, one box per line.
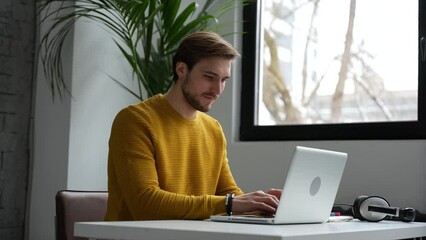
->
[210, 146, 347, 224]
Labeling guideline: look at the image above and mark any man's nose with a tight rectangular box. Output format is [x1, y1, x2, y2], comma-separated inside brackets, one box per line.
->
[212, 80, 224, 95]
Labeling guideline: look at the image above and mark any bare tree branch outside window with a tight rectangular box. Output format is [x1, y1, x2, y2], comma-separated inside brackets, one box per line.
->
[258, 0, 418, 126]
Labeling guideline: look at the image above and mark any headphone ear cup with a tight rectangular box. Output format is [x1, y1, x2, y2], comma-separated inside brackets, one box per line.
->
[353, 195, 369, 221]
[358, 196, 390, 222]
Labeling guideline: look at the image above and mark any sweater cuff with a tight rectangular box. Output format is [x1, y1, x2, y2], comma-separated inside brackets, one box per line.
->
[211, 195, 227, 215]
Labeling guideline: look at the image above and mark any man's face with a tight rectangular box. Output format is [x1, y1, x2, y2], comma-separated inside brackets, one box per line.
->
[179, 57, 232, 112]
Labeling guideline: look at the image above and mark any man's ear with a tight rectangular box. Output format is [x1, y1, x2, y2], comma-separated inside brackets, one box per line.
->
[175, 62, 188, 78]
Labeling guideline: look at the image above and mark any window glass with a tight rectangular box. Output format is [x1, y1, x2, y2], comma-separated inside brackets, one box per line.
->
[259, 0, 417, 125]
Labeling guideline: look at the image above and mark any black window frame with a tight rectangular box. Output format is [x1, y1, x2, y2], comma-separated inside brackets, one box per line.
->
[240, 0, 426, 141]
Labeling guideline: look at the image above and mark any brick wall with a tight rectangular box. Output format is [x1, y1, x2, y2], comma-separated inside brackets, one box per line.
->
[0, 0, 35, 239]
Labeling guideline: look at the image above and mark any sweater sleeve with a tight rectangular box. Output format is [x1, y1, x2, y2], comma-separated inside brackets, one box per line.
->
[107, 107, 231, 220]
[215, 130, 244, 197]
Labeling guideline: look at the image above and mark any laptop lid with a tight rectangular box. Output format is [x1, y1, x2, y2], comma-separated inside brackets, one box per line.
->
[210, 146, 348, 224]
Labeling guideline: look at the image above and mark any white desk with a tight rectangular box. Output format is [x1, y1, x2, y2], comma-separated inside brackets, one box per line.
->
[75, 219, 426, 240]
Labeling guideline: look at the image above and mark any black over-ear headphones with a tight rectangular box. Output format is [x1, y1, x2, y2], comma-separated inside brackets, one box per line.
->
[352, 195, 416, 222]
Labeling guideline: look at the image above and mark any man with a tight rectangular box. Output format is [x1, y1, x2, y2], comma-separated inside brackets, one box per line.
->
[105, 31, 281, 221]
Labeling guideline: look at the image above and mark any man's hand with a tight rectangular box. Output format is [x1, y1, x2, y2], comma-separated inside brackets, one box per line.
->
[232, 189, 282, 215]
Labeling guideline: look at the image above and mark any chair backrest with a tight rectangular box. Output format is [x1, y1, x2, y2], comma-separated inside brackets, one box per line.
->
[55, 190, 108, 240]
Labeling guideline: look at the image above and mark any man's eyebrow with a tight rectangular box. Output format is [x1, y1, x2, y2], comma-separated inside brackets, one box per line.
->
[203, 70, 231, 80]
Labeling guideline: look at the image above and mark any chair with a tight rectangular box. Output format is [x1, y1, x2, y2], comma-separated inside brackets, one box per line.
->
[55, 190, 108, 240]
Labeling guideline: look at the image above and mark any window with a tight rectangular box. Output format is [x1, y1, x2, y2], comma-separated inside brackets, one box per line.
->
[240, 0, 426, 141]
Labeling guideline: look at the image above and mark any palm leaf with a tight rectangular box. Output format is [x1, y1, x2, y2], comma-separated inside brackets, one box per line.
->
[37, 0, 248, 101]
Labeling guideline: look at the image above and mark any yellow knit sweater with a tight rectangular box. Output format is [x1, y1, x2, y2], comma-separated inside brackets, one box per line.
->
[105, 94, 243, 220]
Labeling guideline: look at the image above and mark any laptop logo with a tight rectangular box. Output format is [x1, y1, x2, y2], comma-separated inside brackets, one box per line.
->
[310, 176, 321, 196]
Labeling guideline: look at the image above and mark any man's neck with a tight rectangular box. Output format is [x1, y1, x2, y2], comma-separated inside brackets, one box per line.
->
[164, 85, 197, 120]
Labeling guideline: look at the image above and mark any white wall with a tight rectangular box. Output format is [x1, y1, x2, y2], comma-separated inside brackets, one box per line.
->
[28, 2, 426, 240]
[66, 18, 138, 190]
[29, 3, 138, 240]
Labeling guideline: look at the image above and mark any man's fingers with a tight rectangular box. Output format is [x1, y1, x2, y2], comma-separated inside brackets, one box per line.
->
[267, 188, 283, 199]
[232, 190, 281, 214]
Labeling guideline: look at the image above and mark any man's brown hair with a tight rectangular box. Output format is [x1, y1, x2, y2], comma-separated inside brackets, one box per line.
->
[172, 31, 240, 81]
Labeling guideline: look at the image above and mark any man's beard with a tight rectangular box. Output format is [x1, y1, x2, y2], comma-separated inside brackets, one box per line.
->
[181, 74, 213, 113]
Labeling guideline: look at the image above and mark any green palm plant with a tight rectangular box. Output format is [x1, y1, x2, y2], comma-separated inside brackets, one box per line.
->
[38, 0, 247, 100]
